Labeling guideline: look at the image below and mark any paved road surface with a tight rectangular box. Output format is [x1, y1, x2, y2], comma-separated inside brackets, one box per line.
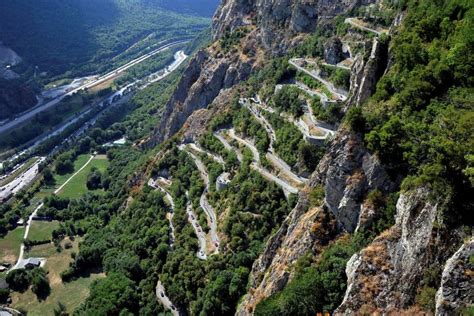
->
[185, 192, 208, 260]
[156, 281, 179, 316]
[180, 146, 220, 252]
[345, 17, 387, 36]
[289, 58, 348, 101]
[241, 99, 309, 185]
[227, 129, 299, 195]
[148, 178, 176, 247]
[214, 132, 244, 162]
[0, 157, 45, 201]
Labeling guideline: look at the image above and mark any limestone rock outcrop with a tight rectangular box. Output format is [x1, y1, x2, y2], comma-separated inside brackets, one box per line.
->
[311, 131, 394, 232]
[435, 237, 474, 315]
[324, 37, 344, 65]
[335, 188, 462, 314]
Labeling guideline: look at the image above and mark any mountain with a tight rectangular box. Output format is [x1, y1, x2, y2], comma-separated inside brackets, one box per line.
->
[0, 0, 214, 77]
[149, 0, 473, 314]
[1, 0, 472, 315]
[155, 0, 222, 17]
[0, 0, 217, 120]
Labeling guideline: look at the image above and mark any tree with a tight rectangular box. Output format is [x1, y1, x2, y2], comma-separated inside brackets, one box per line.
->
[30, 268, 50, 299]
[42, 167, 55, 185]
[86, 168, 102, 190]
[76, 272, 139, 315]
[55, 154, 74, 175]
[6, 269, 30, 292]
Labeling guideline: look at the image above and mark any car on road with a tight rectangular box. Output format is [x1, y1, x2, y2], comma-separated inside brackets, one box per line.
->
[160, 292, 164, 298]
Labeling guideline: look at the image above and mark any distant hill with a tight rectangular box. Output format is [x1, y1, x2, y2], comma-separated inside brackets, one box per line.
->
[0, 0, 217, 78]
[155, 0, 221, 17]
[0, 0, 219, 119]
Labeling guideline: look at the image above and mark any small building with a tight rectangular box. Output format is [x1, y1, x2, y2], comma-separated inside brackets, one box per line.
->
[0, 266, 7, 273]
[18, 258, 41, 269]
[16, 218, 25, 226]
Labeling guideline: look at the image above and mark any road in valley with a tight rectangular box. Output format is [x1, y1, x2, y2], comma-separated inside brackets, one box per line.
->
[0, 40, 189, 135]
[0, 157, 45, 202]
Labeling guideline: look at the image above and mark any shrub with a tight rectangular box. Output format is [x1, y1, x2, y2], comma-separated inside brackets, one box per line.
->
[416, 286, 437, 313]
[345, 107, 366, 133]
[309, 185, 325, 206]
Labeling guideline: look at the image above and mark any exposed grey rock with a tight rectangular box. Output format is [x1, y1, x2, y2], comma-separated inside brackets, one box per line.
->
[236, 193, 339, 315]
[324, 37, 344, 65]
[149, 49, 252, 145]
[436, 237, 474, 315]
[311, 131, 394, 232]
[213, 0, 379, 56]
[335, 187, 456, 314]
[347, 37, 388, 108]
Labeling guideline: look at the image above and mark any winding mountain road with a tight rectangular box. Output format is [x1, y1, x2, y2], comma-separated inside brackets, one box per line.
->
[227, 129, 299, 195]
[156, 281, 179, 316]
[185, 192, 208, 260]
[241, 98, 309, 185]
[345, 17, 388, 36]
[179, 145, 220, 253]
[148, 178, 176, 247]
[289, 58, 348, 101]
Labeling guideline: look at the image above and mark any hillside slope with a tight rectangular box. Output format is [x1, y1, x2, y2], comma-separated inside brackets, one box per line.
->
[3, 0, 471, 315]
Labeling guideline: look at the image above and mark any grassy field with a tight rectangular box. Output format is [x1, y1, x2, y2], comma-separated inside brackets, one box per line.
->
[57, 155, 109, 199]
[52, 154, 92, 188]
[28, 220, 60, 242]
[0, 227, 24, 265]
[13, 238, 105, 315]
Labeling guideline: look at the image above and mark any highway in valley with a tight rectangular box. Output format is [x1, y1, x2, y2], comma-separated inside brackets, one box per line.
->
[0, 40, 189, 135]
[0, 44, 189, 204]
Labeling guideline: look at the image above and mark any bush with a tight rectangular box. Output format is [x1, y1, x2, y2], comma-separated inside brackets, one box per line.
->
[309, 185, 325, 206]
[416, 286, 437, 312]
[30, 268, 50, 299]
[86, 168, 102, 190]
[345, 107, 366, 133]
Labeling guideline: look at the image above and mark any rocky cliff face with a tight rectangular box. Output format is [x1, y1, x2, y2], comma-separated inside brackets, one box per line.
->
[150, 47, 252, 145]
[237, 191, 340, 315]
[435, 237, 473, 315]
[213, 0, 378, 55]
[311, 131, 394, 232]
[335, 188, 463, 314]
[236, 130, 394, 314]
